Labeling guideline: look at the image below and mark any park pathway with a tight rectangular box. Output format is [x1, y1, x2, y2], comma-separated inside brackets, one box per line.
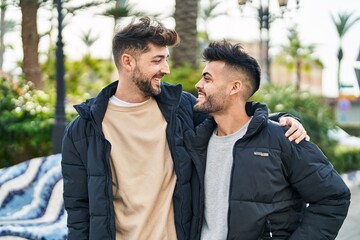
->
[337, 185, 360, 240]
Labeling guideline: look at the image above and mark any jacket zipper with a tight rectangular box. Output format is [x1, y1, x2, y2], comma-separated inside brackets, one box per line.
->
[267, 219, 273, 238]
[198, 149, 205, 239]
[104, 140, 114, 239]
[226, 146, 237, 240]
[90, 117, 115, 239]
[168, 110, 187, 238]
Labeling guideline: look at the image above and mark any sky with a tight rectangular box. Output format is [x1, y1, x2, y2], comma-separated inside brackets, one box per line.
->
[2, 0, 360, 97]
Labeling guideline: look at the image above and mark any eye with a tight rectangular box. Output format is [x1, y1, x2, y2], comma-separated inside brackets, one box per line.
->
[153, 58, 162, 63]
[204, 76, 211, 82]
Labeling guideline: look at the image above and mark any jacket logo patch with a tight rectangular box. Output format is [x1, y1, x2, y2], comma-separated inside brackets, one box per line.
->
[254, 151, 269, 157]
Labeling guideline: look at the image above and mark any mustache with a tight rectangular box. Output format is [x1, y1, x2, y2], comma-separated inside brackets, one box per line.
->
[154, 73, 166, 78]
[197, 90, 205, 96]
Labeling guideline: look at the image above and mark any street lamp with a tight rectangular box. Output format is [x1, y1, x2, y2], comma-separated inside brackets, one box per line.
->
[52, 0, 66, 154]
[238, 0, 299, 83]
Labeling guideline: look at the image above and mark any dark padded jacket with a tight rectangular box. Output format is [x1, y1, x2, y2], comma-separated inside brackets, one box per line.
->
[185, 102, 351, 240]
[61, 81, 205, 240]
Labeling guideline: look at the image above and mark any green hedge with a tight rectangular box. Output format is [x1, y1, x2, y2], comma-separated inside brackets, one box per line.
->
[339, 123, 360, 137]
[163, 63, 204, 95]
[0, 77, 54, 167]
[0, 56, 114, 168]
[332, 147, 360, 174]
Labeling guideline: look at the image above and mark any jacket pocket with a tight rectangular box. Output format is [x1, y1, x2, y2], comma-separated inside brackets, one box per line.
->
[259, 211, 295, 240]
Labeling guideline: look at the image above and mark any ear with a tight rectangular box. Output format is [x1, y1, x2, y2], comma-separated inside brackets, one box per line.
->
[229, 80, 242, 96]
[120, 53, 135, 72]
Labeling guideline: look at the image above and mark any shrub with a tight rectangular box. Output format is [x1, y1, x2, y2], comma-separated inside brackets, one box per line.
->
[0, 77, 53, 167]
[42, 50, 114, 105]
[339, 123, 360, 137]
[1, 55, 114, 168]
[332, 147, 360, 174]
[163, 63, 204, 96]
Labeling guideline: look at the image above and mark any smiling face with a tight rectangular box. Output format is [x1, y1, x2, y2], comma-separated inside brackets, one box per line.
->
[194, 61, 232, 114]
[130, 43, 171, 97]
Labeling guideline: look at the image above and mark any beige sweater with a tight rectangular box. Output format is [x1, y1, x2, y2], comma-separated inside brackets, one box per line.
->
[102, 97, 177, 240]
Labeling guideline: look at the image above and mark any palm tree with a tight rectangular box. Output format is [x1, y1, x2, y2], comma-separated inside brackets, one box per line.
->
[330, 12, 360, 93]
[102, 0, 160, 59]
[173, 0, 199, 69]
[198, 0, 226, 42]
[16, 0, 115, 89]
[102, 0, 151, 25]
[275, 26, 323, 90]
[80, 30, 99, 57]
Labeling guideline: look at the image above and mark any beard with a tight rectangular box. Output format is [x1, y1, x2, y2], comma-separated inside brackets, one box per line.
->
[193, 94, 225, 114]
[132, 67, 161, 97]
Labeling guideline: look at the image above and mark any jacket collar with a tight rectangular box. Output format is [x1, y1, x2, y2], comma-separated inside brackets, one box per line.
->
[154, 82, 182, 122]
[74, 81, 118, 132]
[244, 101, 268, 139]
[192, 101, 269, 145]
[74, 81, 183, 132]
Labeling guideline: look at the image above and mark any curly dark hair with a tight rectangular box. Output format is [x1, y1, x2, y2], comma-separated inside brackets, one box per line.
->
[112, 17, 179, 68]
[203, 40, 261, 98]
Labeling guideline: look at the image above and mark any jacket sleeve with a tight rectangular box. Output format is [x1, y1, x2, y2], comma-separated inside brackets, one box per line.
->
[285, 141, 351, 240]
[245, 101, 300, 122]
[268, 112, 300, 122]
[61, 120, 90, 240]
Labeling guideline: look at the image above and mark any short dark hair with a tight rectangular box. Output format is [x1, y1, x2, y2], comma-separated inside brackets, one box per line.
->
[202, 40, 261, 98]
[112, 16, 179, 68]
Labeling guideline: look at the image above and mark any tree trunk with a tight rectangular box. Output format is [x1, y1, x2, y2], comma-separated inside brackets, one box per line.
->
[173, 0, 198, 69]
[20, 0, 42, 88]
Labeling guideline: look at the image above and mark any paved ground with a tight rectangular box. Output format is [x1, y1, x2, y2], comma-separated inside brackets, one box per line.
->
[336, 185, 360, 240]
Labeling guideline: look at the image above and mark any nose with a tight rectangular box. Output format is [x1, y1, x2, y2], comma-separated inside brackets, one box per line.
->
[161, 61, 170, 75]
[195, 79, 203, 89]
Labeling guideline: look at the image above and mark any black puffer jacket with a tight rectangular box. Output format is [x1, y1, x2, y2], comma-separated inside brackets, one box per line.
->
[185, 102, 350, 240]
[61, 81, 205, 240]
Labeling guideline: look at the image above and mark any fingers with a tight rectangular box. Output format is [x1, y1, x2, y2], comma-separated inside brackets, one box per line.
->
[280, 117, 299, 137]
[290, 129, 310, 144]
[285, 124, 302, 141]
[279, 117, 290, 127]
[281, 117, 309, 144]
[293, 131, 308, 144]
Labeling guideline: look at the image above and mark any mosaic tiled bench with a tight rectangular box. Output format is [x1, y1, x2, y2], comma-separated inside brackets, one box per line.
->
[0, 154, 67, 239]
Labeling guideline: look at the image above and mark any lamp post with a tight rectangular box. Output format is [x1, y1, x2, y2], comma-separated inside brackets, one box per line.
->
[238, 0, 299, 83]
[52, 0, 66, 154]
